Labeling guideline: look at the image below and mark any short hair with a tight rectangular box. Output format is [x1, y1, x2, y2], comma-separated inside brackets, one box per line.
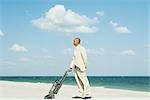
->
[74, 37, 81, 43]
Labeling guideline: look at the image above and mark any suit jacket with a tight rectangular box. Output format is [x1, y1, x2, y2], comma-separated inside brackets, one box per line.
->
[69, 45, 87, 72]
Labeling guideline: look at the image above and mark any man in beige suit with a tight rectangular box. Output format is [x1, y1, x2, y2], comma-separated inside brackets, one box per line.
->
[69, 37, 91, 99]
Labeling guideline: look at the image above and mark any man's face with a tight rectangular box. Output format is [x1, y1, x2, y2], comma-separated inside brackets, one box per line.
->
[73, 39, 79, 46]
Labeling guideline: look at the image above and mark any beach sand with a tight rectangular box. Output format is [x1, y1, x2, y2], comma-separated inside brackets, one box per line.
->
[0, 81, 149, 100]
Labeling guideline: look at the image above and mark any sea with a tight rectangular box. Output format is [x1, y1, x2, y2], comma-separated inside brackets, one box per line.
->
[0, 76, 149, 92]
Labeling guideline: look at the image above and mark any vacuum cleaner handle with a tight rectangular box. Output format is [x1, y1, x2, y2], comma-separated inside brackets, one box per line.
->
[59, 70, 70, 83]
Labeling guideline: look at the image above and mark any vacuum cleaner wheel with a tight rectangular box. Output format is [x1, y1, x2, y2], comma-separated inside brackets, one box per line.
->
[44, 94, 55, 99]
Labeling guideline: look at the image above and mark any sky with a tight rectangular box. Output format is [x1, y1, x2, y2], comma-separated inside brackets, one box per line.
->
[0, 0, 149, 76]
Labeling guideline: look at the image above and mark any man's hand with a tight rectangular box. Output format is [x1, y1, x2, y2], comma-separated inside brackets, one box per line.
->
[67, 68, 72, 72]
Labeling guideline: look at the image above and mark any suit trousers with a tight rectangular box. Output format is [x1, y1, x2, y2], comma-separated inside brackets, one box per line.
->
[74, 66, 91, 97]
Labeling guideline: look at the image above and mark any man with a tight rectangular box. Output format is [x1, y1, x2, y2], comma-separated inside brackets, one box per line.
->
[69, 37, 91, 99]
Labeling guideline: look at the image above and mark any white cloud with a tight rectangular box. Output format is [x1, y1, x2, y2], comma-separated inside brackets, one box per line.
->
[96, 11, 104, 18]
[41, 55, 55, 59]
[41, 48, 49, 53]
[110, 21, 118, 27]
[32, 4, 99, 33]
[62, 48, 73, 55]
[19, 57, 29, 62]
[0, 59, 16, 66]
[0, 30, 4, 37]
[121, 49, 135, 56]
[144, 58, 150, 63]
[39, 55, 56, 63]
[9, 44, 28, 52]
[109, 20, 131, 34]
[114, 26, 130, 33]
[144, 44, 150, 48]
[87, 48, 105, 56]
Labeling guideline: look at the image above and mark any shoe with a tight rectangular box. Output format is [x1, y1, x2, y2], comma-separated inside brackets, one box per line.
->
[82, 96, 92, 99]
[72, 96, 82, 98]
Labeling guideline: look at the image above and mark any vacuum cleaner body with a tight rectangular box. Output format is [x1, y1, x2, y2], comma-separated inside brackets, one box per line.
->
[44, 70, 69, 99]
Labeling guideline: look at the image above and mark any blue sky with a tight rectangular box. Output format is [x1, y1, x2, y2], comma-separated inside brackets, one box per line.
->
[0, 0, 149, 76]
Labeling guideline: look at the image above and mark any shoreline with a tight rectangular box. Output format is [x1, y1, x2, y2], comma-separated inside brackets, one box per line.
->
[0, 81, 149, 100]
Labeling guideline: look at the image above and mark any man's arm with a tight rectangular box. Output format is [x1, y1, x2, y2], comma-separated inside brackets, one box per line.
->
[69, 56, 75, 69]
[81, 47, 87, 66]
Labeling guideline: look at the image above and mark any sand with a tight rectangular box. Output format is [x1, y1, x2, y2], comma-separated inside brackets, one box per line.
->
[0, 81, 149, 100]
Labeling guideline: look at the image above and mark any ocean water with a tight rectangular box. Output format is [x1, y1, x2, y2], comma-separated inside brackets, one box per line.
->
[0, 76, 149, 92]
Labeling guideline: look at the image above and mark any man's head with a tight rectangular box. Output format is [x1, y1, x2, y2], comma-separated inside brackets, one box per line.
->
[73, 37, 81, 46]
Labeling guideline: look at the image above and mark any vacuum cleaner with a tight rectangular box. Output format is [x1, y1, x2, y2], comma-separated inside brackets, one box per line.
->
[44, 69, 71, 99]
